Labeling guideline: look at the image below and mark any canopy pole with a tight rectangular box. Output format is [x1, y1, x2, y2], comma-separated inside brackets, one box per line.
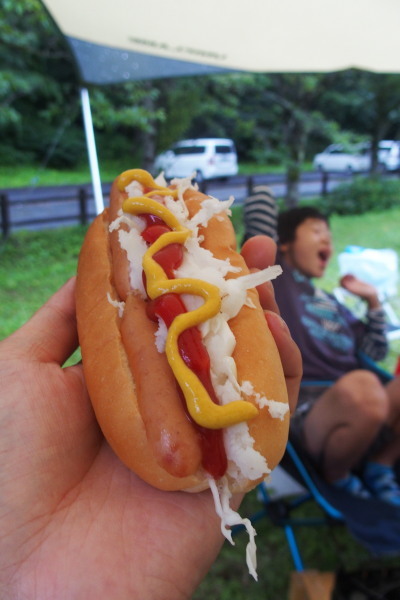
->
[80, 87, 104, 214]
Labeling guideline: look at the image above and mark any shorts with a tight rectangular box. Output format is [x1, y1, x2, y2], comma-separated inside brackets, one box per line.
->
[290, 384, 395, 473]
[290, 385, 330, 470]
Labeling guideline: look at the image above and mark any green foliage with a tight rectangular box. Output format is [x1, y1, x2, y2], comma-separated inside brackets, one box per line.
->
[230, 205, 245, 243]
[0, 0, 81, 168]
[154, 78, 205, 150]
[90, 84, 164, 131]
[0, 226, 86, 339]
[0, 159, 128, 187]
[0, 142, 36, 166]
[2, 1, 400, 197]
[323, 176, 400, 216]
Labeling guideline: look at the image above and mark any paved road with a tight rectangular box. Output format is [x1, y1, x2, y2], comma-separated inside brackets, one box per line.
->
[0, 171, 358, 234]
[204, 172, 347, 205]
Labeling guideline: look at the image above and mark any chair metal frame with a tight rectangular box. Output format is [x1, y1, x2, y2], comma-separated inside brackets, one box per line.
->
[234, 353, 394, 571]
[245, 441, 344, 572]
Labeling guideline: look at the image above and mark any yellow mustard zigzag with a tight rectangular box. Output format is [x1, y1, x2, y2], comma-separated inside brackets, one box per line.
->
[119, 169, 258, 429]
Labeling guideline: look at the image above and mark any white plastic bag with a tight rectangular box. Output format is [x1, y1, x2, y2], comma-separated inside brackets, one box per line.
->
[338, 245, 398, 299]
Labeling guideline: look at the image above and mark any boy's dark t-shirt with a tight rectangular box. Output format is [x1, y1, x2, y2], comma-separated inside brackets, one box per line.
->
[273, 254, 383, 381]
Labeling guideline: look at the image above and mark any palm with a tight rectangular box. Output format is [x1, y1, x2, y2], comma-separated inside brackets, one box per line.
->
[1, 357, 223, 599]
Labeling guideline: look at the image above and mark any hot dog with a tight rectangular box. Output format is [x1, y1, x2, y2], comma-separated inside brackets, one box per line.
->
[76, 169, 289, 578]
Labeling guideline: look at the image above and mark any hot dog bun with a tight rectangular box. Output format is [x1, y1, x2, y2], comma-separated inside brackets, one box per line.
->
[76, 171, 289, 493]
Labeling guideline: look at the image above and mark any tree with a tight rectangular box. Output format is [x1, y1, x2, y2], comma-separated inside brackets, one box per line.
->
[358, 73, 400, 173]
[87, 81, 166, 169]
[259, 74, 334, 207]
[0, 0, 83, 166]
[315, 69, 400, 173]
[3, 1, 399, 187]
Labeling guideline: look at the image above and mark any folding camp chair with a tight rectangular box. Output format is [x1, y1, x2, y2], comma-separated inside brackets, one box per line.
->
[256, 435, 400, 599]
[256, 439, 344, 573]
[235, 354, 400, 583]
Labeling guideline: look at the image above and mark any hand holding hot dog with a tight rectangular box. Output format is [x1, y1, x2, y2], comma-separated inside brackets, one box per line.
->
[242, 234, 301, 414]
[76, 169, 298, 577]
[0, 181, 301, 598]
[0, 277, 229, 599]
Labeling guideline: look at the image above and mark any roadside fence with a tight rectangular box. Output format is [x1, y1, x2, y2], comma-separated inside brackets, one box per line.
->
[0, 182, 111, 238]
[1, 170, 392, 238]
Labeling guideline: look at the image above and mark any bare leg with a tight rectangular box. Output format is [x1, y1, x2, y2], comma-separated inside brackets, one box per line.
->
[370, 375, 400, 466]
[302, 370, 388, 482]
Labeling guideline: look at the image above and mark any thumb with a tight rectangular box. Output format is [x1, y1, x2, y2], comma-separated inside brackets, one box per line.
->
[6, 278, 79, 365]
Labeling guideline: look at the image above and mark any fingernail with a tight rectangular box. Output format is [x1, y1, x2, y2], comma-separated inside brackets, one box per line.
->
[265, 311, 289, 335]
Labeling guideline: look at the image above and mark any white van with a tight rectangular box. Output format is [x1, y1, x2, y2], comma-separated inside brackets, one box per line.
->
[153, 138, 238, 182]
[378, 140, 400, 171]
[313, 144, 371, 173]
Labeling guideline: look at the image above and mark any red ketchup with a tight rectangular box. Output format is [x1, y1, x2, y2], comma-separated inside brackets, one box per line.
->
[140, 213, 228, 479]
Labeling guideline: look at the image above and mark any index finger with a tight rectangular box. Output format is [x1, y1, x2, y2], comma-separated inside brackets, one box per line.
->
[241, 235, 280, 312]
[265, 311, 302, 414]
[241, 236, 302, 413]
[241, 235, 277, 271]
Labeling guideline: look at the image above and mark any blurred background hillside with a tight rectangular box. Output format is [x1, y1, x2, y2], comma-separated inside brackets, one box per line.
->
[2, 1, 400, 209]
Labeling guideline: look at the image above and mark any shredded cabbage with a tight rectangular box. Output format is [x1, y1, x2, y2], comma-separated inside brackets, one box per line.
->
[106, 292, 125, 318]
[241, 380, 289, 421]
[117, 228, 148, 299]
[154, 318, 168, 353]
[208, 477, 258, 581]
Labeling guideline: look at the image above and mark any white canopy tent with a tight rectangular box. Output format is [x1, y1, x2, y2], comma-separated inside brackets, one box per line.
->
[41, 0, 400, 211]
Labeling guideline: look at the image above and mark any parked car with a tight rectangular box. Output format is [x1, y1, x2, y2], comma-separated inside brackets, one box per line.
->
[153, 138, 238, 182]
[313, 144, 371, 173]
[377, 140, 400, 171]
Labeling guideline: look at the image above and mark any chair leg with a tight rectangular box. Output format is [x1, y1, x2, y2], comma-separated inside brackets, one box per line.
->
[284, 524, 305, 572]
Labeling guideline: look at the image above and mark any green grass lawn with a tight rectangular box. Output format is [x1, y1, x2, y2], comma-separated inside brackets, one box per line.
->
[0, 226, 87, 339]
[0, 160, 122, 188]
[0, 160, 314, 189]
[1, 204, 400, 598]
[1, 205, 399, 361]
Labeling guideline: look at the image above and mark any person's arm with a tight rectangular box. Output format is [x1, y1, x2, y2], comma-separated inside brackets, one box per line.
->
[243, 184, 278, 243]
[340, 274, 388, 361]
[357, 306, 388, 361]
